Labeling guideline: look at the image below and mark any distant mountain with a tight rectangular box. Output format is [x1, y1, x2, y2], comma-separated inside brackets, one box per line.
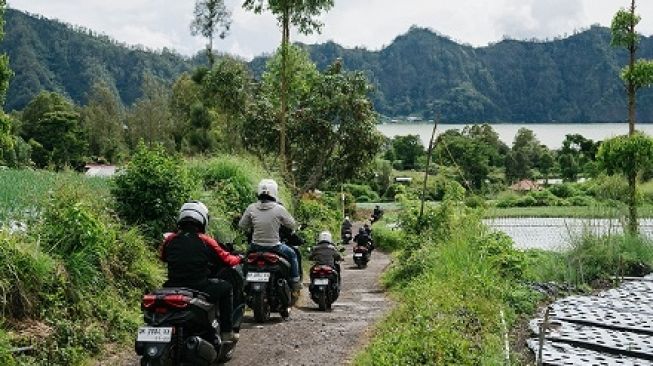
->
[3, 9, 653, 122]
[1, 9, 200, 111]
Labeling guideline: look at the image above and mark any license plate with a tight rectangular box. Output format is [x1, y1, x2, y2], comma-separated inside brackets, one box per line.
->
[313, 278, 329, 285]
[137, 327, 173, 343]
[246, 272, 270, 282]
[354, 253, 363, 257]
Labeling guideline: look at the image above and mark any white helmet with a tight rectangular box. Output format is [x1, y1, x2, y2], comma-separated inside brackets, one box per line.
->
[258, 179, 279, 201]
[177, 201, 209, 231]
[318, 231, 333, 244]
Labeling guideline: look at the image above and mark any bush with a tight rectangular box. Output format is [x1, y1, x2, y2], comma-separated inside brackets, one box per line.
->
[372, 225, 405, 252]
[567, 195, 596, 207]
[343, 183, 380, 203]
[112, 143, 193, 241]
[464, 195, 487, 209]
[549, 184, 580, 198]
[588, 175, 629, 202]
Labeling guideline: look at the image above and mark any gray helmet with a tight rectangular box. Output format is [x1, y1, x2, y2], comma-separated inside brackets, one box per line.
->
[318, 231, 333, 244]
[177, 201, 209, 231]
[258, 179, 279, 201]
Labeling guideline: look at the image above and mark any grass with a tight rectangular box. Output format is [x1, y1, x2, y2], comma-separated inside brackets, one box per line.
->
[354, 196, 541, 365]
[0, 169, 110, 223]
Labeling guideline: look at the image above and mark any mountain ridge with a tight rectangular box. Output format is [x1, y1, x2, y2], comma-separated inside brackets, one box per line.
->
[3, 9, 653, 123]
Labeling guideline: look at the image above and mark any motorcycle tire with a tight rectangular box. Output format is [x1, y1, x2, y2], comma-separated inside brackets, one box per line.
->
[280, 306, 291, 319]
[218, 340, 236, 363]
[356, 262, 364, 269]
[318, 291, 327, 311]
[252, 291, 271, 323]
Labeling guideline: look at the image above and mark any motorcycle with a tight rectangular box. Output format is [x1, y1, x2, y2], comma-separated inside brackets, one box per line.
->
[353, 245, 370, 269]
[135, 265, 245, 365]
[244, 230, 304, 322]
[309, 263, 340, 311]
[341, 229, 353, 245]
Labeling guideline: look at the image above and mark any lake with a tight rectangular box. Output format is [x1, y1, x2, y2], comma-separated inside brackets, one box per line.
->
[377, 123, 653, 148]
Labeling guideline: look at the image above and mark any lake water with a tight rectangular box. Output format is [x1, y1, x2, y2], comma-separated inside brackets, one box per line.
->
[377, 123, 653, 148]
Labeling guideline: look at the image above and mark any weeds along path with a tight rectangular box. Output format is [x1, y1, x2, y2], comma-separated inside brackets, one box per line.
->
[228, 249, 392, 366]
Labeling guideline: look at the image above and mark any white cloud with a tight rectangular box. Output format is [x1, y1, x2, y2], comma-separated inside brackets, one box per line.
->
[7, 0, 653, 59]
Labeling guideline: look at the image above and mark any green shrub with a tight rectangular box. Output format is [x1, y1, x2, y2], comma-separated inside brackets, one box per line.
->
[112, 143, 193, 241]
[588, 175, 629, 202]
[0, 330, 15, 366]
[549, 184, 580, 198]
[464, 195, 487, 209]
[295, 198, 340, 246]
[343, 183, 380, 203]
[567, 195, 596, 207]
[372, 225, 405, 252]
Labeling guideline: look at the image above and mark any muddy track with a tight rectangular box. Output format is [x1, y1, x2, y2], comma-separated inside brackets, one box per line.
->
[111, 245, 391, 366]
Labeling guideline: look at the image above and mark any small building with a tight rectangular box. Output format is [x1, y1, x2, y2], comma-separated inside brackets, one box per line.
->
[84, 164, 117, 178]
[394, 177, 413, 184]
[510, 179, 541, 192]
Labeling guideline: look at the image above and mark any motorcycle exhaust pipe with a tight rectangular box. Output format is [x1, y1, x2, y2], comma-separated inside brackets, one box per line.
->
[277, 279, 291, 306]
[186, 336, 217, 364]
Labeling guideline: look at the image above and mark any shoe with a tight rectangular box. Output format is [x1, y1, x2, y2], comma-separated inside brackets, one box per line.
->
[290, 281, 303, 291]
[221, 331, 236, 343]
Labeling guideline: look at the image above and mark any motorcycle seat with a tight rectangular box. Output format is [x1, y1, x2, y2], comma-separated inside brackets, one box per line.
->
[153, 287, 211, 302]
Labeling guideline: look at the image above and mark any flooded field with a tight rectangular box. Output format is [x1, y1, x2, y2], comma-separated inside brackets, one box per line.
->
[485, 218, 653, 250]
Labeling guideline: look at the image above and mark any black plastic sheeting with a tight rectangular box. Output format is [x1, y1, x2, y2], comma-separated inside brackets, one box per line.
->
[529, 275, 653, 365]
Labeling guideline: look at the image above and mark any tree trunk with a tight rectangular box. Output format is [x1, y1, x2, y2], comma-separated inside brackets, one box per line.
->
[207, 36, 214, 68]
[419, 116, 439, 228]
[627, 0, 638, 234]
[279, 9, 290, 177]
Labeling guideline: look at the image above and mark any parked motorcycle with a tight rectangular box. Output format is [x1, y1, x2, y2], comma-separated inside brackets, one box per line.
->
[353, 245, 371, 269]
[309, 264, 340, 311]
[135, 266, 245, 365]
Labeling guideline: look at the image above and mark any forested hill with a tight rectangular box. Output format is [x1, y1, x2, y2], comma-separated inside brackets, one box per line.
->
[255, 26, 653, 123]
[4, 8, 653, 122]
[0, 9, 200, 111]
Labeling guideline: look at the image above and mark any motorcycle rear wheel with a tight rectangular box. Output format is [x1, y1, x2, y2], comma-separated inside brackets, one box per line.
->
[252, 291, 271, 323]
[317, 291, 327, 311]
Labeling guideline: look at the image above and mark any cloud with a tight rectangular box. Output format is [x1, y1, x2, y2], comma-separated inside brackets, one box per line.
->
[7, 0, 653, 59]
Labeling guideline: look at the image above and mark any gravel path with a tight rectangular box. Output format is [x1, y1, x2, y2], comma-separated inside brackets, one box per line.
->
[108, 246, 392, 366]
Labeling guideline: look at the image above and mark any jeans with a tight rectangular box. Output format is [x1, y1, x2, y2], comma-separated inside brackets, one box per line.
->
[251, 243, 300, 282]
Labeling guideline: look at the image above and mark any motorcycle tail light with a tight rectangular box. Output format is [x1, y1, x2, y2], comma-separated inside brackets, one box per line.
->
[257, 260, 266, 269]
[263, 252, 280, 263]
[142, 294, 156, 309]
[247, 253, 259, 263]
[163, 294, 191, 309]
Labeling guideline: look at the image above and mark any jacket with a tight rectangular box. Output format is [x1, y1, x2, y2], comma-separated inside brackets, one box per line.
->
[309, 243, 343, 268]
[160, 230, 241, 286]
[239, 200, 297, 246]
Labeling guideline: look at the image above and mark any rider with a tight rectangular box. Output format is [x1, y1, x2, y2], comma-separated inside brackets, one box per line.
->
[239, 179, 301, 291]
[309, 231, 343, 281]
[372, 205, 383, 222]
[160, 201, 242, 343]
[354, 227, 373, 252]
[341, 216, 353, 242]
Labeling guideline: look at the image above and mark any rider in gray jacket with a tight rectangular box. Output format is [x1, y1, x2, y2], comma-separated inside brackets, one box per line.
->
[239, 179, 301, 290]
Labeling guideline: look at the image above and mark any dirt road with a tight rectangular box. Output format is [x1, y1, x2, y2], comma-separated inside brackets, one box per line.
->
[228, 250, 391, 366]
[112, 249, 392, 366]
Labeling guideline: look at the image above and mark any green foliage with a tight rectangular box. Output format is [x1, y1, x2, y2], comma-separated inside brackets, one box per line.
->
[190, 0, 232, 65]
[294, 197, 340, 246]
[112, 143, 192, 241]
[343, 183, 380, 203]
[355, 193, 537, 365]
[598, 133, 653, 178]
[371, 224, 405, 252]
[243, 0, 335, 35]
[611, 8, 641, 49]
[622, 60, 653, 89]
[387, 135, 424, 170]
[261, 44, 319, 111]
[80, 81, 126, 162]
[588, 174, 630, 202]
[20, 92, 87, 169]
[125, 75, 175, 151]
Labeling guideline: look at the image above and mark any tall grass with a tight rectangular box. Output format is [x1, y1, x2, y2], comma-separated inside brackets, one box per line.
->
[355, 186, 540, 365]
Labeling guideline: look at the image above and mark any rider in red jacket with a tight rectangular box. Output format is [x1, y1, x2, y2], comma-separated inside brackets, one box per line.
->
[160, 201, 242, 342]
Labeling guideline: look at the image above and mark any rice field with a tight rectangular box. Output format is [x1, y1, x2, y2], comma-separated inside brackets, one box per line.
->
[0, 169, 111, 224]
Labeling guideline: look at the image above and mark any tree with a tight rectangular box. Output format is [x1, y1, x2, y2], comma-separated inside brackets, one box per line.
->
[391, 135, 424, 170]
[611, 0, 653, 232]
[505, 128, 543, 182]
[20, 92, 87, 169]
[125, 75, 175, 151]
[598, 133, 653, 233]
[81, 81, 126, 162]
[191, 0, 232, 67]
[539, 149, 555, 184]
[435, 131, 490, 190]
[243, 0, 335, 176]
[244, 59, 381, 194]
[170, 73, 201, 151]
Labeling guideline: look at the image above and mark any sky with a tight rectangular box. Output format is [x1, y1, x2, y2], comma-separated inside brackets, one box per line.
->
[7, 0, 653, 60]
